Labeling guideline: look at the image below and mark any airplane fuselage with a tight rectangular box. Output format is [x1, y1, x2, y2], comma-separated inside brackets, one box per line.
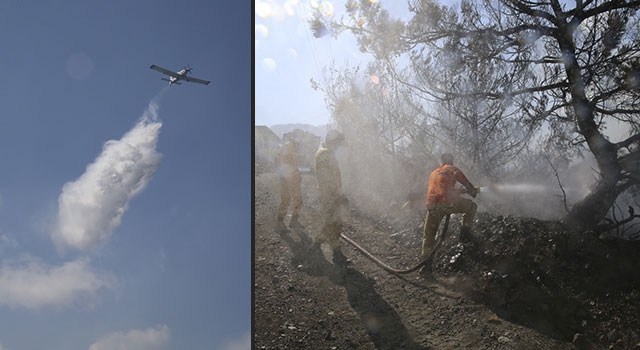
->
[150, 65, 209, 87]
[168, 69, 191, 85]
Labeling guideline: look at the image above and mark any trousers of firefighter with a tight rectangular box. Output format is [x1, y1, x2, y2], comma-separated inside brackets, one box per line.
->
[275, 140, 303, 230]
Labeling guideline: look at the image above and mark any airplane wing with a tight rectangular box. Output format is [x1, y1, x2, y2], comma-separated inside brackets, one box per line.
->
[183, 75, 211, 85]
[149, 65, 180, 78]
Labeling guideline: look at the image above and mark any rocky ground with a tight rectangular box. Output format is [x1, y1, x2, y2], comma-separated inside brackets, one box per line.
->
[254, 171, 640, 349]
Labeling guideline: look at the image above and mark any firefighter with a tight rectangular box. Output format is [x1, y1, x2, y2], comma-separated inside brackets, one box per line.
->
[422, 153, 479, 258]
[275, 133, 303, 232]
[314, 130, 349, 265]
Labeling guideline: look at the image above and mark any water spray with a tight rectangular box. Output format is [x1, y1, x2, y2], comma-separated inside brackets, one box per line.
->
[476, 183, 550, 196]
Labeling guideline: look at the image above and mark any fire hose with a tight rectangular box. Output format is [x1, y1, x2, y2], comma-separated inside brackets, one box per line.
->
[337, 187, 480, 274]
[340, 215, 450, 275]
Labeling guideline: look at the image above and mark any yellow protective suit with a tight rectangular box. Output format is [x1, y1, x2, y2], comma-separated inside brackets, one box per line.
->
[275, 141, 302, 220]
[314, 146, 344, 250]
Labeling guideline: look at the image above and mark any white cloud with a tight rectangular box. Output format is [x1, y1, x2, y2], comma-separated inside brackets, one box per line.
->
[0, 257, 114, 309]
[89, 324, 170, 350]
[53, 102, 163, 251]
[221, 331, 251, 350]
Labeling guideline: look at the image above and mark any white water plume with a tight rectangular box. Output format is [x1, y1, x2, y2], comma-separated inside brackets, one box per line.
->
[481, 183, 550, 194]
[53, 102, 163, 251]
[476, 181, 576, 220]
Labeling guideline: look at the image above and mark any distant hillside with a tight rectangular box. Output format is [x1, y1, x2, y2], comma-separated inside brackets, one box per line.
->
[269, 123, 331, 140]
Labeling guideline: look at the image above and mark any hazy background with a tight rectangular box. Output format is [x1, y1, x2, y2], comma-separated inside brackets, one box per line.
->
[255, 0, 411, 127]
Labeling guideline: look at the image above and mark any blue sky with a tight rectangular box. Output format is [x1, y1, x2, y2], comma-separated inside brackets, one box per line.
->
[0, 1, 250, 349]
[255, 0, 410, 127]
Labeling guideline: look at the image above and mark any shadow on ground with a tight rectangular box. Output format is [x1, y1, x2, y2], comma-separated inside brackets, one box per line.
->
[277, 226, 429, 350]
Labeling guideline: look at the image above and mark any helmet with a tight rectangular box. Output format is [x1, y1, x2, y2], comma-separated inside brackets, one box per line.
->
[325, 130, 344, 144]
[440, 153, 454, 164]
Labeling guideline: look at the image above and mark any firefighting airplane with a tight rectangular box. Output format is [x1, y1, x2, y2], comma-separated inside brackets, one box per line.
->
[149, 65, 211, 86]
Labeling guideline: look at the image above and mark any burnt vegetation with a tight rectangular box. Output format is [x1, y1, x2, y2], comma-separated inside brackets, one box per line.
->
[309, 0, 640, 237]
[257, 0, 640, 349]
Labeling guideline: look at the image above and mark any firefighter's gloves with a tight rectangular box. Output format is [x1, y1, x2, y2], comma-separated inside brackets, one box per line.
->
[460, 185, 480, 198]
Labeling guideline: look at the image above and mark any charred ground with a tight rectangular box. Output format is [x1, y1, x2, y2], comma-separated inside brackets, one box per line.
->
[254, 171, 640, 349]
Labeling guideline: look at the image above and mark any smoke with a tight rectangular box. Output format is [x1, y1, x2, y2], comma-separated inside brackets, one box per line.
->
[470, 154, 600, 220]
[335, 120, 602, 224]
[53, 102, 163, 251]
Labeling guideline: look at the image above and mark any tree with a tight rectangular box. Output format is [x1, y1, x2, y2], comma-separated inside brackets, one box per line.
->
[418, 33, 537, 180]
[312, 63, 428, 212]
[312, 0, 640, 231]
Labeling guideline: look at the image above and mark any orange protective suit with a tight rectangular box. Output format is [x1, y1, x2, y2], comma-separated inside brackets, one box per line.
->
[422, 164, 477, 256]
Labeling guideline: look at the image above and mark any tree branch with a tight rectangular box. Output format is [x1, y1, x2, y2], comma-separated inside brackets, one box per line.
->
[616, 134, 640, 151]
[595, 206, 640, 233]
[545, 155, 570, 212]
[503, 0, 558, 24]
[593, 105, 640, 116]
[441, 81, 569, 100]
[580, 1, 640, 21]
